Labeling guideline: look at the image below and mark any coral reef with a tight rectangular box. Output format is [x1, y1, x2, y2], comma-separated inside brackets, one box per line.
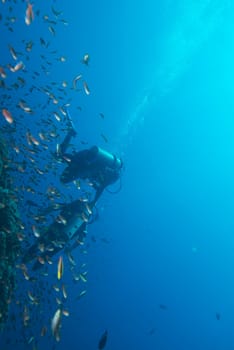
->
[0, 134, 20, 328]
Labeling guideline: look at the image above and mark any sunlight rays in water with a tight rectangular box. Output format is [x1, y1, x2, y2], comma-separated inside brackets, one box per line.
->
[116, 0, 232, 154]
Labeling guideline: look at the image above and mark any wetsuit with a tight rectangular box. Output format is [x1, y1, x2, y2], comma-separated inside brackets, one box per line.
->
[23, 118, 122, 269]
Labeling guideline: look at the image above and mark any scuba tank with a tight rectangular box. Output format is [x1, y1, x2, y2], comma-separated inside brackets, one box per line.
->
[88, 146, 122, 171]
[60, 146, 122, 184]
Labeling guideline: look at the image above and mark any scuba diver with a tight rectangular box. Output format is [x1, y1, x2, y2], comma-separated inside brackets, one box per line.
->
[23, 110, 123, 270]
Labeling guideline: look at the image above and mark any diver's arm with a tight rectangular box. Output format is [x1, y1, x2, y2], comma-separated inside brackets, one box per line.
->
[58, 109, 77, 156]
[92, 185, 105, 204]
[95, 186, 104, 202]
[59, 130, 76, 155]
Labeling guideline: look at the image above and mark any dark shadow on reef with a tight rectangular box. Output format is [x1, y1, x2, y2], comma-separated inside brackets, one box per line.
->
[0, 133, 20, 329]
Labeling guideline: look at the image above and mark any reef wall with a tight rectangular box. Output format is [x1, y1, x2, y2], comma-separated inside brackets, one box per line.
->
[0, 134, 20, 328]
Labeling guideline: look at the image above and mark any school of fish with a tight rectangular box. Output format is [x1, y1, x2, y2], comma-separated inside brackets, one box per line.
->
[0, 1, 108, 349]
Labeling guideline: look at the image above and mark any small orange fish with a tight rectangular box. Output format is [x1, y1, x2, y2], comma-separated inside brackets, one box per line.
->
[81, 212, 89, 223]
[77, 290, 87, 299]
[13, 146, 20, 154]
[83, 81, 90, 95]
[32, 225, 40, 238]
[2, 109, 13, 124]
[26, 40, 33, 52]
[62, 309, 69, 317]
[19, 100, 33, 113]
[41, 326, 47, 337]
[101, 133, 108, 143]
[53, 284, 60, 292]
[23, 269, 30, 281]
[45, 255, 53, 264]
[30, 135, 40, 146]
[58, 56, 66, 62]
[9, 45, 17, 60]
[27, 291, 37, 304]
[85, 202, 92, 215]
[62, 284, 67, 299]
[38, 132, 46, 140]
[56, 297, 62, 305]
[38, 243, 45, 252]
[35, 167, 44, 175]
[54, 112, 61, 121]
[73, 74, 82, 90]
[23, 306, 30, 326]
[0, 67, 6, 79]
[57, 256, 63, 280]
[17, 233, 25, 241]
[26, 132, 32, 145]
[38, 256, 45, 265]
[51, 308, 62, 342]
[25, 3, 34, 25]
[66, 251, 76, 266]
[82, 54, 89, 65]
[56, 215, 67, 225]
[13, 61, 24, 72]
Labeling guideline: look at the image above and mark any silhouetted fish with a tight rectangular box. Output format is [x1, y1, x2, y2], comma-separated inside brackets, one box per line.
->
[159, 304, 168, 310]
[216, 312, 221, 320]
[26, 200, 39, 207]
[98, 330, 108, 349]
[148, 327, 157, 335]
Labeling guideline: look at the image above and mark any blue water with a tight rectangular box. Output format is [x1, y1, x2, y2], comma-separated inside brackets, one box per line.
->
[1, 0, 234, 349]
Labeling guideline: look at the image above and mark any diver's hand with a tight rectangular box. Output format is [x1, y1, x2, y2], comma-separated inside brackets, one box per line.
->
[65, 109, 77, 136]
[68, 127, 77, 137]
[51, 150, 63, 163]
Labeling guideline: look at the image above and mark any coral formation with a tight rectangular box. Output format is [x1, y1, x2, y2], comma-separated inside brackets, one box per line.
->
[0, 134, 20, 328]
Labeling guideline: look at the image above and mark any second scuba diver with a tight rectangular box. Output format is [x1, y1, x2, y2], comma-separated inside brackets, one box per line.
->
[23, 110, 123, 269]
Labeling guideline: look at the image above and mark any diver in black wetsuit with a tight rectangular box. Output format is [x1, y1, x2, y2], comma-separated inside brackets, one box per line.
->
[23, 110, 123, 269]
[58, 110, 123, 203]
